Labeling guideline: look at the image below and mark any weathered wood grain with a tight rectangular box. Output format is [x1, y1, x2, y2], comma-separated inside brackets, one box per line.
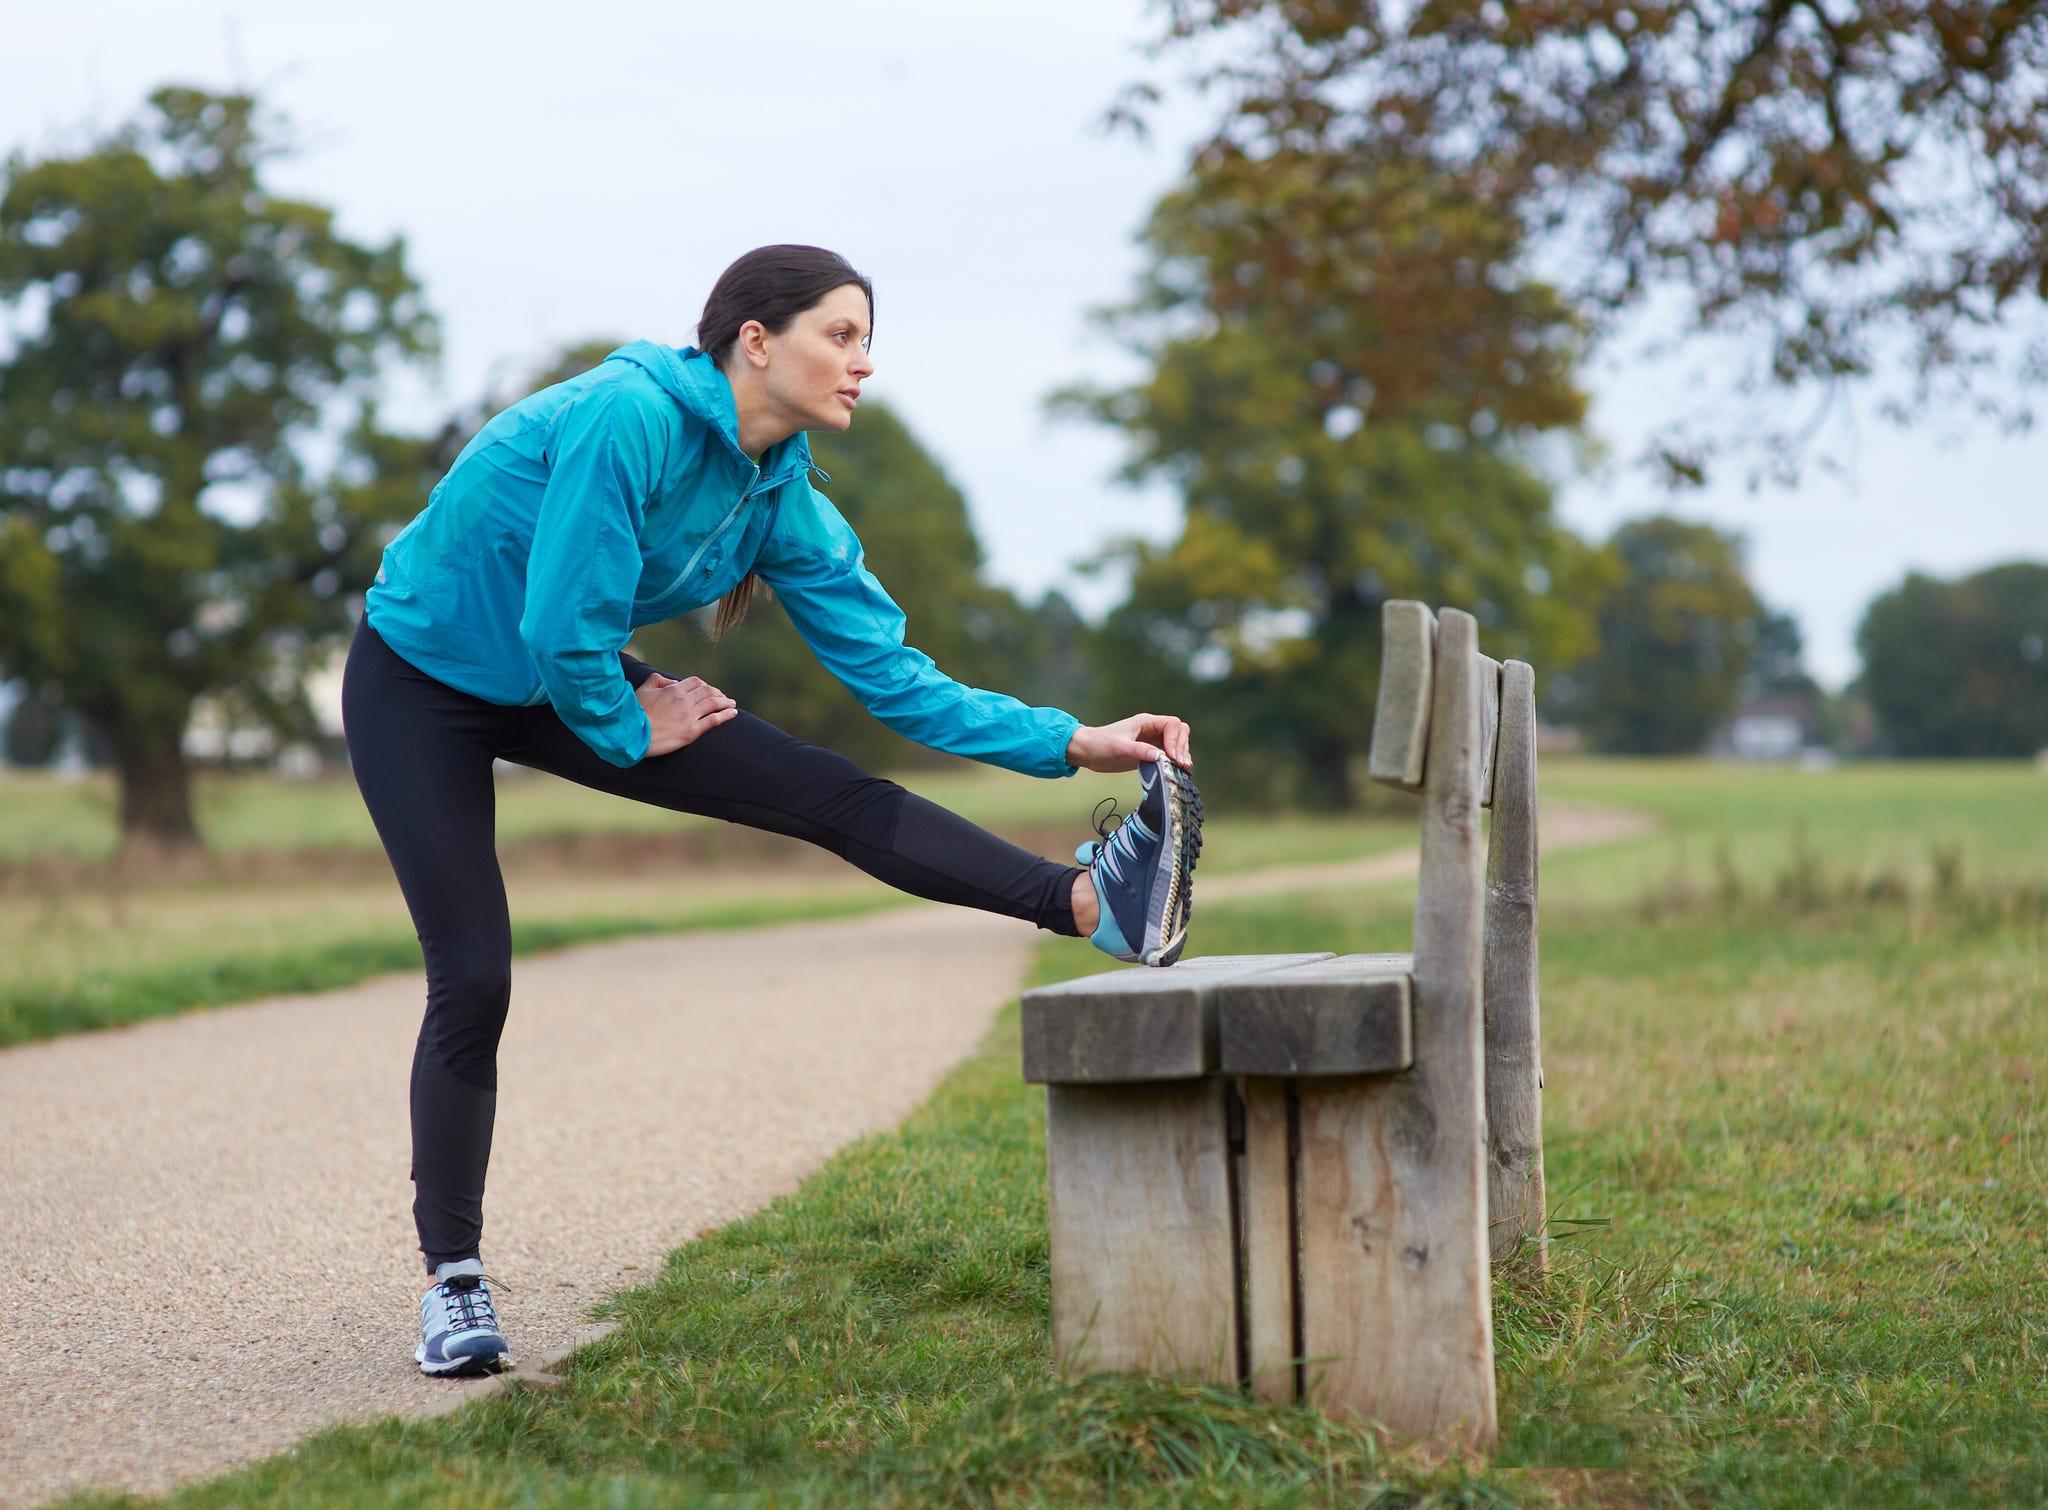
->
[1021, 955, 1333, 1084]
[1477, 654, 1502, 810]
[1367, 600, 1436, 790]
[1215, 954, 1415, 1077]
[1483, 658, 1546, 1267]
[1296, 607, 1497, 1448]
[1046, 1080, 1239, 1382]
[1239, 1076, 1297, 1403]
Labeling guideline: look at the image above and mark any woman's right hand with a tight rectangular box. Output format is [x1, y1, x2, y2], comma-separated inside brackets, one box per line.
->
[637, 672, 739, 757]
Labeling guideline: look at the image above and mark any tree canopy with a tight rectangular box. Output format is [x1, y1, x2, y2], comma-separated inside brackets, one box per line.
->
[1062, 165, 1605, 806]
[1110, 145, 1592, 446]
[1128, 1, 2048, 479]
[1857, 561, 2048, 755]
[0, 86, 436, 852]
[1553, 515, 1769, 753]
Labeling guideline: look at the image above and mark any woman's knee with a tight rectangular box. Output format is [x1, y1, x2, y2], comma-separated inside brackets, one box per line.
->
[419, 955, 513, 1085]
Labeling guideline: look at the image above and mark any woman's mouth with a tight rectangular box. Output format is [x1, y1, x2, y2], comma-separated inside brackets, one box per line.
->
[837, 388, 860, 410]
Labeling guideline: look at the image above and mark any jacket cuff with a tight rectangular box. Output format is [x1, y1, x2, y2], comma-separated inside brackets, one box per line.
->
[1046, 712, 1082, 777]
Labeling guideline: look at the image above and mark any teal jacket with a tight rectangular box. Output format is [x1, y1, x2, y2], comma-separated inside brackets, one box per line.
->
[365, 342, 1080, 775]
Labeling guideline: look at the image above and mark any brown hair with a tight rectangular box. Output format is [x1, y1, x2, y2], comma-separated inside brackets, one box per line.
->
[698, 245, 873, 637]
[709, 577, 763, 639]
[697, 244, 874, 371]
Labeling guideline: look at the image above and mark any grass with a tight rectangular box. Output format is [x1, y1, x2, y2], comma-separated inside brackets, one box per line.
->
[46, 760, 2048, 1508]
[1537, 756, 2048, 907]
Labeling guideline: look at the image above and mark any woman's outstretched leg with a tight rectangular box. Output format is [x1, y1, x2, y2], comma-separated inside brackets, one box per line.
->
[505, 701, 1086, 935]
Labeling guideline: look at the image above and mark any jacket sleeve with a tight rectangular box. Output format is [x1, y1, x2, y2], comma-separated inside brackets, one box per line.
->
[519, 382, 663, 767]
[755, 490, 1081, 778]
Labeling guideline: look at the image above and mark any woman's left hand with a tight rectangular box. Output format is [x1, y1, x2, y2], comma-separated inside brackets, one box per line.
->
[1065, 713, 1194, 773]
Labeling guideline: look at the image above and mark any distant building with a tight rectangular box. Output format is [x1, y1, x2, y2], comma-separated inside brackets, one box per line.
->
[1706, 692, 1827, 761]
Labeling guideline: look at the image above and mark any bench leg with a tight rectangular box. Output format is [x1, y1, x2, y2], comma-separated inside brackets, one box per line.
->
[1239, 1075, 1298, 1403]
[1294, 1069, 1497, 1447]
[1045, 1081, 1238, 1382]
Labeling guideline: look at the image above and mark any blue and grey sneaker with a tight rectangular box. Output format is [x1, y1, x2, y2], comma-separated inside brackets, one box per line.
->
[1077, 758, 1203, 967]
[417, 1258, 513, 1377]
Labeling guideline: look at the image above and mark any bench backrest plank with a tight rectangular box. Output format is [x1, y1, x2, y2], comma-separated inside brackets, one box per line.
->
[1366, 600, 1435, 790]
[1478, 653, 1502, 809]
[1483, 658, 1546, 1264]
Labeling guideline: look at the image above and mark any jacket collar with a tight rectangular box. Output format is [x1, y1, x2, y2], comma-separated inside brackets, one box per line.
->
[605, 341, 816, 485]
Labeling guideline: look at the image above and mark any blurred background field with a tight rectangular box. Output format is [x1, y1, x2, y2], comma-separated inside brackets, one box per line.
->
[1540, 757, 2048, 906]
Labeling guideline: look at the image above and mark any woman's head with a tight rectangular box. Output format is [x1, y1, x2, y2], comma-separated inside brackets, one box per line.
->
[697, 245, 874, 372]
[698, 246, 875, 638]
[702, 245, 876, 447]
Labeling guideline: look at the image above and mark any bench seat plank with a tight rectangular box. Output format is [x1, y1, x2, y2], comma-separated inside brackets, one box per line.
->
[1022, 954, 1334, 1084]
[1216, 954, 1416, 1076]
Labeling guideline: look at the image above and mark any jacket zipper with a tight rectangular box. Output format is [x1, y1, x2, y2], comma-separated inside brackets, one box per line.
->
[524, 468, 770, 708]
[654, 459, 798, 606]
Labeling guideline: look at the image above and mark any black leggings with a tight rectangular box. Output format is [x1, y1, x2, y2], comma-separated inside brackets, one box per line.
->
[342, 618, 1081, 1269]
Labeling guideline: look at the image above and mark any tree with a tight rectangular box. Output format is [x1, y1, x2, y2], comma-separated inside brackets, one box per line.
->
[1557, 516, 1768, 753]
[1109, 145, 1594, 446]
[1745, 609, 1821, 703]
[630, 400, 1083, 770]
[1857, 562, 2048, 755]
[0, 87, 436, 855]
[1062, 160, 1605, 808]
[1126, 2, 2048, 480]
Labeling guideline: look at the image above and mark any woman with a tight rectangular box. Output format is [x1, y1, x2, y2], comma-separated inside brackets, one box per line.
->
[342, 245, 1202, 1377]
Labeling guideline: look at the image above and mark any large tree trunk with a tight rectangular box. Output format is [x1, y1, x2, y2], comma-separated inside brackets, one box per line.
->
[1302, 733, 1358, 810]
[111, 720, 203, 859]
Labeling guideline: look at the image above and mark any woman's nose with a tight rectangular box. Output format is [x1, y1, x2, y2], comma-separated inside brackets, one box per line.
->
[851, 348, 876, 378]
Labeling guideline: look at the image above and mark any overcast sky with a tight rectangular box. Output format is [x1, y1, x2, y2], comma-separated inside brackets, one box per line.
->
[4, 0, 2041, 690]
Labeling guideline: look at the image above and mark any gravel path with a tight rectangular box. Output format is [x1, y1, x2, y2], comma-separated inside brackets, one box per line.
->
[0, 800, 1651, 1508]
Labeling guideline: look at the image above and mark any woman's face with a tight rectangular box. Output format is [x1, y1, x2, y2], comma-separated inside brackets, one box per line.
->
[755, 283, 874, 435]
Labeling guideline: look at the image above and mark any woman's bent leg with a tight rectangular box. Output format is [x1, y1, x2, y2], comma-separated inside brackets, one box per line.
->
[507, 705, 1084, 935]
[343, 619, 516, 1269]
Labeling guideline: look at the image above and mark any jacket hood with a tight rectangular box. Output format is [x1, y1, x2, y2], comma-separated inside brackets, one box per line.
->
[602, 340, 815, 478]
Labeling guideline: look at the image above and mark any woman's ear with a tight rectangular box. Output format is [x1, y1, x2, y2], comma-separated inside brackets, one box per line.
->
[736, 319, 772, 370]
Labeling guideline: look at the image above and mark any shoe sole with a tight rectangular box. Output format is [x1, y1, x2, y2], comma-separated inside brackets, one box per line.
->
[1143, 760, 1202, 967]
[416, 1342, 515, 1377]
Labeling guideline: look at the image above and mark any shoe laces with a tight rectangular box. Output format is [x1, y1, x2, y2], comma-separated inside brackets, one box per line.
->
[433, 1272, 506, 1335]
[1090, 797, 1124, 843]
[1089, 794, 1161, 888]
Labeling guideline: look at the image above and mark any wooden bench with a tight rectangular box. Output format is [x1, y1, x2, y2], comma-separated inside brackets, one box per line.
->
[1021, 602, 1546, 1449]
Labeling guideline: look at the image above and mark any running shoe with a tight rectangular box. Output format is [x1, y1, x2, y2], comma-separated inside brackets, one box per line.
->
[1077, 757, 1202, 967]
[417, 1258, 513, 1377]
